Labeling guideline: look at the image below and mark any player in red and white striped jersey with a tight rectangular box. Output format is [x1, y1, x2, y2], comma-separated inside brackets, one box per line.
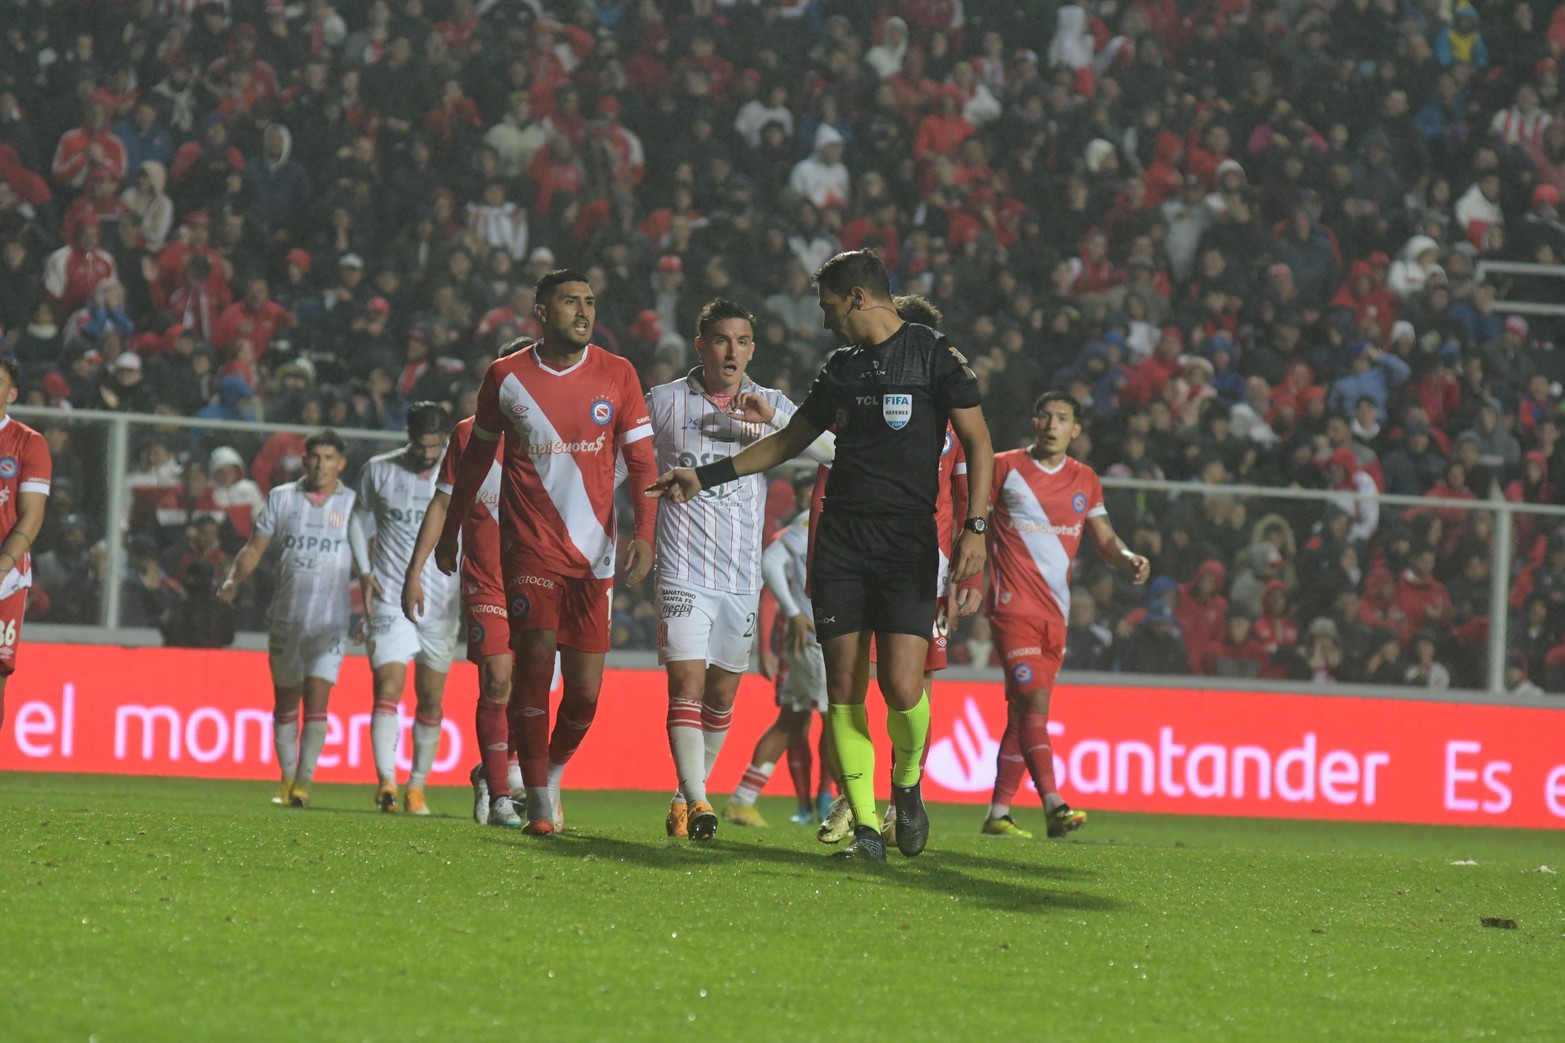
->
[647, 298, 834, 841]
[0, 357, 51, 736]
[405, 337, 531, 829]
[983, 391, 1148, 838]
[437, 271, 658, 834]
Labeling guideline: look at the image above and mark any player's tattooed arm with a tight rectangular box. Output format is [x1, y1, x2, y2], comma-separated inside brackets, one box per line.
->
[1087, 515, 1151, 585]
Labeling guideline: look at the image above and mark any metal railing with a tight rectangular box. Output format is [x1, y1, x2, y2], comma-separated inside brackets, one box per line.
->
[1473, 260, 1565, 317]
[13, 405, 1564, 698]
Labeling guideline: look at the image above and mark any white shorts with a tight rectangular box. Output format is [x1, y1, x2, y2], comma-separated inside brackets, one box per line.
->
[779, 641, 827, 713]
[269, 626, 347, 687]
[656, 579, 760, 673]
[365, 610, 460, 672]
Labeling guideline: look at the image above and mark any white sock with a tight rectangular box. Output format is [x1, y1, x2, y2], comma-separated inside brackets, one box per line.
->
[701, 704, 732, 784]
[667, 698, 706, 805]
[988, 802, 1011, 820]
[371, 701, 400, 785]
[294, 714, 329, 785]
[273, 714, 299, 783]
[408, 714, 441, 787]
[507, 754, 524, 795]
[731, 762, 774, 807]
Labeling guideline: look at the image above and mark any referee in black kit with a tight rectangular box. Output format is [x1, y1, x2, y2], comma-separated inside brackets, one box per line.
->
[647, 250, 993, 861]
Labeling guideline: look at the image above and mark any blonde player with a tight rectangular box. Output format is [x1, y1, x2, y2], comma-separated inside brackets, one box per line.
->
[219, 430, 366, 807]
[647, 298, 834, 841]
[351, 402, 460, 815]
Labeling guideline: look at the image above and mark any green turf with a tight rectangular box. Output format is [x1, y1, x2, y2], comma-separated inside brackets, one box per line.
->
[1, 775, 1560, 1042]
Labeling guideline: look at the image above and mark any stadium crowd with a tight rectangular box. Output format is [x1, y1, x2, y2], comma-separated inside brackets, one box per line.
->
[6, 0, 1565, 693]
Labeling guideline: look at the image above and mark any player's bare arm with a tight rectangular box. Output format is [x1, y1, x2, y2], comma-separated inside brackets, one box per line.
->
[0, 490, 47, 588]
[644, 410, 826, 503]
[403, 489, 450, 622]
[348, 508, 382, 606]
[218, 533, 274, 604]
[1087, 515, 1151, 584]
[948, 404, 993, 587]
[435, 423, 499, 574]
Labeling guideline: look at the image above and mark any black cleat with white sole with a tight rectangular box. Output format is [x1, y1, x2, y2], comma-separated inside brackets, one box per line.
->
[830, 824, 887, 861]
[890, 779, 930, 856]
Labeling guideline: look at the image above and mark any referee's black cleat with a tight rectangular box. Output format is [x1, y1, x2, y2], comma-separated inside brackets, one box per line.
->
[830, 824, 887, 861]
[890, 779, 930, 857]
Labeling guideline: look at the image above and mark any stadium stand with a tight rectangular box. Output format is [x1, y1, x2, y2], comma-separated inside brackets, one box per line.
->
[4, 0, 1565, 693]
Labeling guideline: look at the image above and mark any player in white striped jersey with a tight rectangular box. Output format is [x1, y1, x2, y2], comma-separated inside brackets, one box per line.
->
[647, 298, 834, 840]
[219, 430, 366, 808]
[725, 471, 836, 826]
[350, 403, 460, 816]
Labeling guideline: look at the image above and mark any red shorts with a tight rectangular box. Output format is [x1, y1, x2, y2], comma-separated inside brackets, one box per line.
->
[990, 615, 1066, 699]
[464, 598, 511, 663]
[868, 615, 950, 673]
[505, 565, 612, 655]
[0, 585, 27, 676]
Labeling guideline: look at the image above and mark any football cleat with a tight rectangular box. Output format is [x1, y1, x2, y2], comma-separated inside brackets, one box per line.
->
[879, 802, 897, 847]
[471, 764, 490, 825]
[271, 781, 293, 805]
[830, 824, 887, 861]
[817, 795, 855, 844]
[375, 784, 399, 814]
[522, 818, 555, 836]
[288, 785, 310, 808]
[666, 799, 689, 838]
[890, 779, 929, 857]
[688, 800, 719, 841]
[981, 814, 1034, 838]
[789, 805, 815, 825]
[724, 802, 767, 828]
[815, 791, 835, 824]
[1047, 804, 1088, 839]
[488, 796, 523, 828]
[405, 787, 430, 816]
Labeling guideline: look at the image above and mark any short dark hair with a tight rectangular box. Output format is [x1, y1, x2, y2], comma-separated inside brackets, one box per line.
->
[304, 428, 347, 455]
[893, 294, 943, 328]
[498, 335, 534, 358]
[0, 355, 19, 387]
[536, 268, 591, 301]
[407, 401, 449, 440]
[814, 249, 891, 300]
[696, 298, 755, 339]
[1034, 390, 1083, 423]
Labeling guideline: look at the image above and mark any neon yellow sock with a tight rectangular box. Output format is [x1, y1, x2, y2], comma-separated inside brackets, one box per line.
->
[885, 690, 930, 789]
[827, 702, 876, 827]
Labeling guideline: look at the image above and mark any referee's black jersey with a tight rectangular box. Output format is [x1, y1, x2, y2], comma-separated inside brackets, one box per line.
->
[798, 321, 982, 517]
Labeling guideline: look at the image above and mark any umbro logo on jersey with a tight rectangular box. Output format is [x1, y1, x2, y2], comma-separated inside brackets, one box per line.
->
[590, 398, 615, 426]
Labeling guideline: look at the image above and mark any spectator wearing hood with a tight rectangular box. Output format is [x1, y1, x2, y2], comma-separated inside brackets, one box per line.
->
[195, 372, 258, 424]
[1436, 5, 1489, 70]
[789, 125, 850, 211]
[207, 445, 266, 539]
[246, 123, 311, 241]
[1177, 559, 1228, 673]
[1253, 578, 1300, 678]
[1121, 596, 1190, 676]
[120, 160, 174, 250]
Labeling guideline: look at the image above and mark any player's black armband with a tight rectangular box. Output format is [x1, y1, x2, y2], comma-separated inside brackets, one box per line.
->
[694, 457, 739, 489]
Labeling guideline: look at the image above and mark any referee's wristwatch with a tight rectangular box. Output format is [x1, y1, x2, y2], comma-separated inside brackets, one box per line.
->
[962, 517, 987, 535]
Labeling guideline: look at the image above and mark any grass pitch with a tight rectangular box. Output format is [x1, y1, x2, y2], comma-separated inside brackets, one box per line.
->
[1, 775, 1560, 1042]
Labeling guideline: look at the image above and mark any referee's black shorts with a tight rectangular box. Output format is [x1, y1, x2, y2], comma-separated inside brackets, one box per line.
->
[811, 510, 938, 642]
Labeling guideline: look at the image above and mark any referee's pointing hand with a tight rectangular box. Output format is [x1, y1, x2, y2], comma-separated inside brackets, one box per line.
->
[645, 467, 702, 504]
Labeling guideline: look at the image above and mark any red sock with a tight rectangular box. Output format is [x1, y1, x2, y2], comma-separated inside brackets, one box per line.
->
[1018, 711, 1059, 803]
[513, 651, 554, 790]
[475, 701, 510, 800]
[547, 681, 599, 768]
[991, 716, 1026, 807]
[786, 730, 812, 806]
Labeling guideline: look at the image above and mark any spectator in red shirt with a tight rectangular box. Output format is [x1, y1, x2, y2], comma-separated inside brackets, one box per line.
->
[1396, 544, 1453, 634]
[44, 214, 118, 316]
[51, 90, 129, 191]
[213, 276, 288, 359]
